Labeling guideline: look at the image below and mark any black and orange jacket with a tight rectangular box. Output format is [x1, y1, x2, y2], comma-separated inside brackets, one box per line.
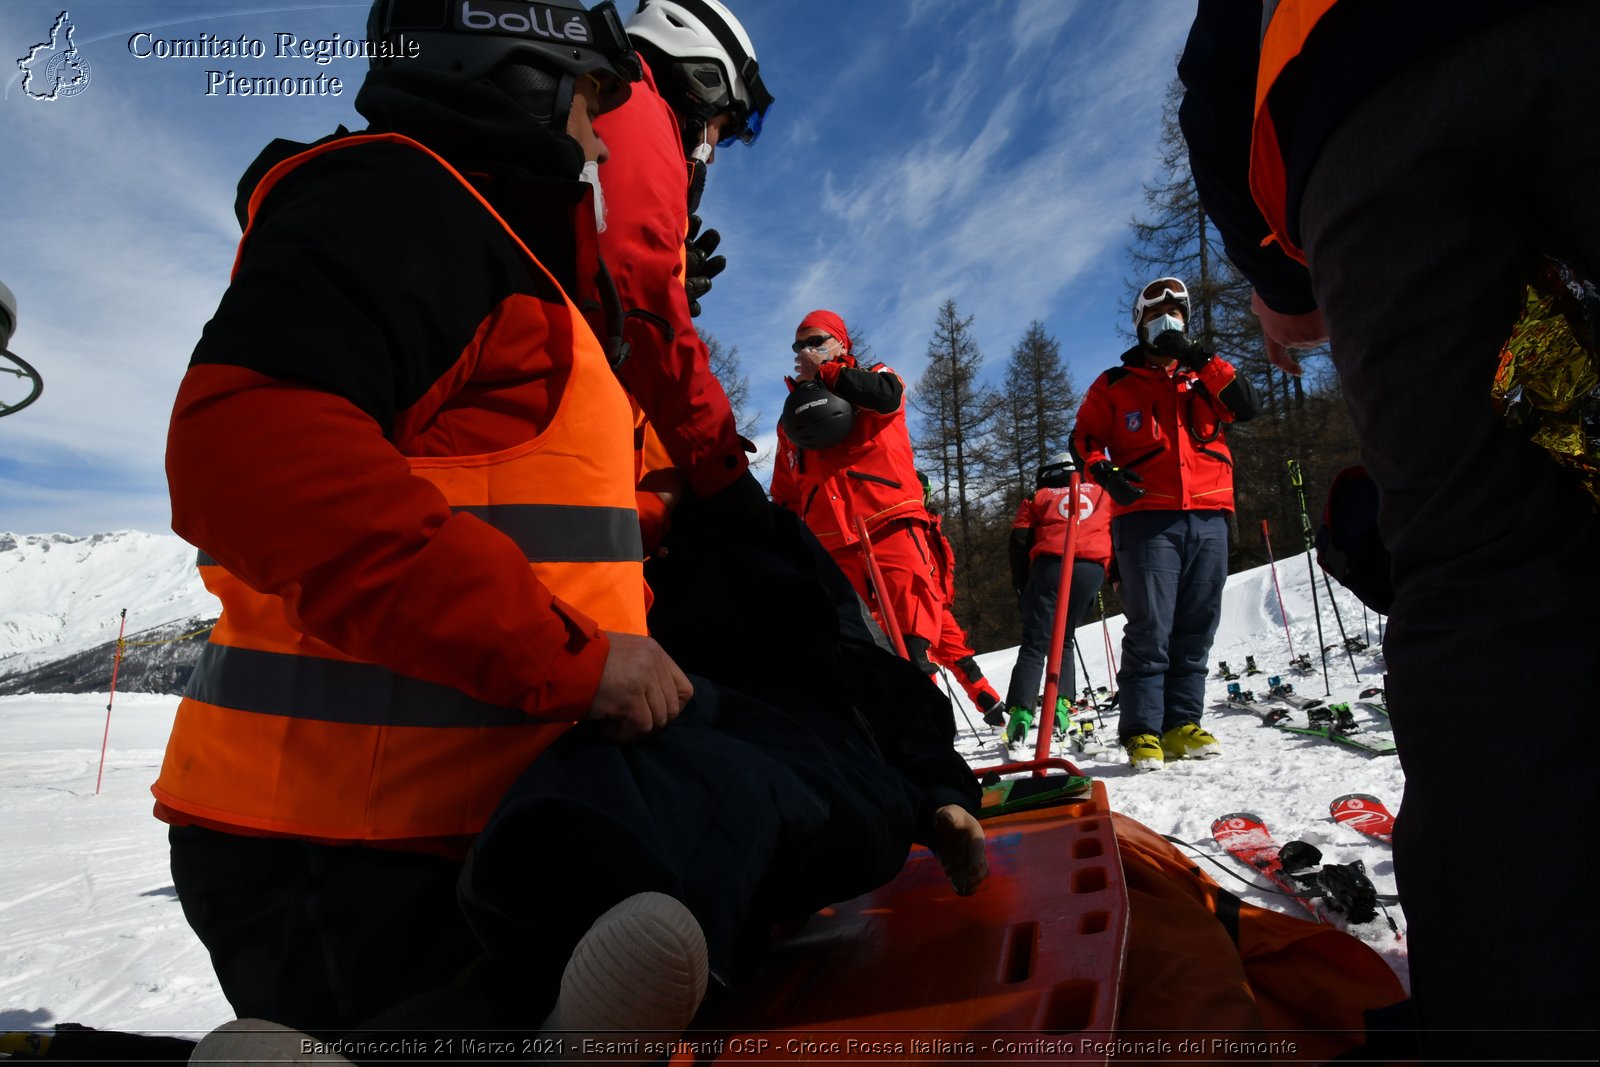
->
[153, 72, 643, 844]
[769, 356, 929, 551]
[1178, 0, 1531, 311]
[1072, 348, 1260, 517]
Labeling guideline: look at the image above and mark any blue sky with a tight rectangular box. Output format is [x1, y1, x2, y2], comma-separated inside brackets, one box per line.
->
[0, 0, 1196, 536]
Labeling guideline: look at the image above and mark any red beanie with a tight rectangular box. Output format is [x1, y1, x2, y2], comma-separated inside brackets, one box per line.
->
[797, 309, 851, 354]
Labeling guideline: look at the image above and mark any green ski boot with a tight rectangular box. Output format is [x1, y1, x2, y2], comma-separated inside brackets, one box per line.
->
[1004, 705, 1034, 747]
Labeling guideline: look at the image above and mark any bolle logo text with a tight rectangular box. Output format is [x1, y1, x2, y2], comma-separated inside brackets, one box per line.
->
[458, 2, 591, 43]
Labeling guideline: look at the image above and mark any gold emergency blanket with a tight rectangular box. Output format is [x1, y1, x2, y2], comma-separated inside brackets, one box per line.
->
[1492, 257, 1600, 503]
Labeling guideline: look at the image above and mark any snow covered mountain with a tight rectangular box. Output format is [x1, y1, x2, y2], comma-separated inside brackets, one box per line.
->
[0, 532, 218, 692]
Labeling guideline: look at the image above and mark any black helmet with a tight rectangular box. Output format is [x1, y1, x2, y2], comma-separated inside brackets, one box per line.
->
[367, 0, 643, 125]
[1037, 451, 1074, 489]
[781, 379, 854, 450]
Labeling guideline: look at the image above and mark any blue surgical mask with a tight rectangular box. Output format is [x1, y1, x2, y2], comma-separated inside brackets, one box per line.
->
[1142, 313, 1185, 343]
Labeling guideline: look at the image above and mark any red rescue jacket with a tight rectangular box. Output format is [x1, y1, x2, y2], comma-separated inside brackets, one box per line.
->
[769, 357, 928, 550]
[595, 56, 746, 498]
[1012, 482, 1113, 568]
[1072, 349, 1250, 515]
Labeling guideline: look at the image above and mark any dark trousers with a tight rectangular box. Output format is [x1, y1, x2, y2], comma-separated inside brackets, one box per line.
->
[1112, 510, 1229, 739]
[169, 825, 484, 1039]
[1299, 2, 1599, 1057]
[1004, 555, 1105, 712]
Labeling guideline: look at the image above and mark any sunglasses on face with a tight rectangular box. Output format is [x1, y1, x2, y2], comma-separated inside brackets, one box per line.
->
[791, 335, 833, 354]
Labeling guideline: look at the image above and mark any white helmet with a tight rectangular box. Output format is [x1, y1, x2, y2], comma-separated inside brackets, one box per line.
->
[626, 0, 773, 147]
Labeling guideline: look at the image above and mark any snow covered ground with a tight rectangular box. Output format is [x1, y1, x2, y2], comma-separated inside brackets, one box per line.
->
[0, 550, 1403, 1040]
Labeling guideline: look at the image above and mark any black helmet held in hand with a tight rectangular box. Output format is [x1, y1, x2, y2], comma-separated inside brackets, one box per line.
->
[781, 379, 854, 450]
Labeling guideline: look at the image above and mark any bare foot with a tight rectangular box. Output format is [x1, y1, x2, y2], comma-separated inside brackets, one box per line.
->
[932, 804, 988, 896]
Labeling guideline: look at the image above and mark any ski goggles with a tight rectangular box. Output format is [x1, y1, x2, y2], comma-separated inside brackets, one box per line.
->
[718, 98, 769, 147]
[791, 334, 833, 354]
[1134, 277, 1189, 327]
[1139, 278, 1186, 305]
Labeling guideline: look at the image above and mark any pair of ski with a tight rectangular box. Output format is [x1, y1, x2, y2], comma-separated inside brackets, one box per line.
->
[1223, 682, 1397, 756]
[1211, 795, 1399, 938]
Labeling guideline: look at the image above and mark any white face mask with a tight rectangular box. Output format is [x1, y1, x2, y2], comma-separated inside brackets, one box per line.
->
[579, 160, 606, 233]
[1142, 312, 1185, 343]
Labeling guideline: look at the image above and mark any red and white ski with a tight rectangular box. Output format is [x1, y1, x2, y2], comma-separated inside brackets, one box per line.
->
[1330, 793, 1395, 844]
[1209, 812, 1325, 923]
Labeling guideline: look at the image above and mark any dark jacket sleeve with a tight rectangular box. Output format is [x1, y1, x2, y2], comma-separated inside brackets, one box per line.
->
[1178, 0, 1319, 315]
[1009, 528, 1033, 592]
[819, 360, 903, 415]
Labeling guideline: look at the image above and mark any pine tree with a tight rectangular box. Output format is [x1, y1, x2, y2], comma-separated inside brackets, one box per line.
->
[993, 321, 1079, 502]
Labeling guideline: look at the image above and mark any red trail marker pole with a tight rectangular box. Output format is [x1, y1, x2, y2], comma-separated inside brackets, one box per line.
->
[95, 608, 128, 796]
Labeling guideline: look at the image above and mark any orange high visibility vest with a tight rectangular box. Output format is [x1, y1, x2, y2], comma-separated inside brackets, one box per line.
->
[153, 134, 646, 841]
[1249, 0, 1341, 264]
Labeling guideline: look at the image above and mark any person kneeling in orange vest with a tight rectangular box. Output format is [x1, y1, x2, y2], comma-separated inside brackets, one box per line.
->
[155, 5, 983, 1060]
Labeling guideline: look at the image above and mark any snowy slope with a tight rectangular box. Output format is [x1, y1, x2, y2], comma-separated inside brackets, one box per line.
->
[0, 545, 1404, 1040]
[0, 532, 217, 674]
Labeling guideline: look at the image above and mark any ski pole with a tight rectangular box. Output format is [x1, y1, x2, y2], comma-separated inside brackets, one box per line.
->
[95, 608, 128, 796]
[1071, 637, 1104, 728]
[1098, 591, 1118, 681]
[1035, 471, 1083, 774]
[855, 516, 908, 659]
[937, 666, 983, 742]
[1259, 519, 1299, 665]
[1320, 566, 1362, 684]
[1286, 459, 1332, 695]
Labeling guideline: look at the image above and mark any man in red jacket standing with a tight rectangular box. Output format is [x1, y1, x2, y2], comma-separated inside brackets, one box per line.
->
[594, 0, 774, 537]
[770, 311, 943, 677]
[1002, 455, 1113, 747]
[1072, 278, 1261, 771]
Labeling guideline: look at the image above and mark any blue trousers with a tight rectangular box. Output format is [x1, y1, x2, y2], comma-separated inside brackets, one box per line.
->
[1112, 510, 1229, 739]
[1004, 554, 1105, 712]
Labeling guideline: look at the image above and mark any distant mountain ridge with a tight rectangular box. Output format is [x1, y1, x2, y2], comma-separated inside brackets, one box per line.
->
[0, 531, 219, 694]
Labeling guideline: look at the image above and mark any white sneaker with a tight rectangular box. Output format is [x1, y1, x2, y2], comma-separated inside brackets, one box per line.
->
[538, 892, 708, 1062]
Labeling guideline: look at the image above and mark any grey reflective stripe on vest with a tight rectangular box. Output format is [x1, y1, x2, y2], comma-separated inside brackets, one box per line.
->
[454, 503, 643, 563]
[194, 504, 642, 572]
[185, 642, 532, 728]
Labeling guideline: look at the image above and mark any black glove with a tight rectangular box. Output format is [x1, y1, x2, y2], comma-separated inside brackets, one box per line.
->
[1090, 459, 1145, 507]
[684, 214, 726, 318]
[1151, 330, 1214, 369]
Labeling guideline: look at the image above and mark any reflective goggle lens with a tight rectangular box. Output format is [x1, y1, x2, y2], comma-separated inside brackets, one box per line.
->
[717, 100, 768, 147]
[1139, 278, 1187, 304]
[791, 334, 831, 354]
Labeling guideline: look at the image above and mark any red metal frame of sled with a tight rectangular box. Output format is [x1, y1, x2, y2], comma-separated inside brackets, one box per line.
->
[682, 780, 1129, 1064]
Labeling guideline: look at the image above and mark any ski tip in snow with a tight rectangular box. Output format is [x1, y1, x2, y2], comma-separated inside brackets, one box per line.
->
[1330, 793, 1395, 843]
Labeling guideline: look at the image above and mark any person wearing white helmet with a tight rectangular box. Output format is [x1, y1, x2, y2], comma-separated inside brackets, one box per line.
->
[594, 0, 775, 550]
[1071, 277, 1262, 772]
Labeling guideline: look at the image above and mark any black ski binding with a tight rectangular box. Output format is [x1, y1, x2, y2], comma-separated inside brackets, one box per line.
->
[1216, 660, 1241, 681]
[1243, 655, 1262, 675]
